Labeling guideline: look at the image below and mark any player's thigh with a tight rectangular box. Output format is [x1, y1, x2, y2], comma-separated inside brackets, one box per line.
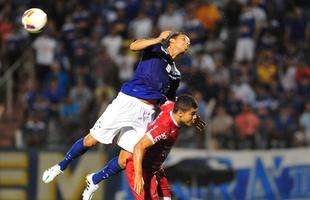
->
[125, 160, 149, 200]
[90, 92, 151, 145]
[125, 159, 136, 192]
[117, 127, 145, 153]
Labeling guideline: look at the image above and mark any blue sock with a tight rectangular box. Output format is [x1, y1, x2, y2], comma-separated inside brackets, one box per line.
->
[58, 138, 89, 171]
[92, 157, 124, 184]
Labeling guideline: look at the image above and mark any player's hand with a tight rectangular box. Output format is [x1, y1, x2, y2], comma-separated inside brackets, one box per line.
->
[134, 175, 144, 195]
[194, 116, 206, 132]
[158, 30, 173, 41]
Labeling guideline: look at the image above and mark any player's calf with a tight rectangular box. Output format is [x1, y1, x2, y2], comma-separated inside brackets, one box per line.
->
[42, 135, 95, 183]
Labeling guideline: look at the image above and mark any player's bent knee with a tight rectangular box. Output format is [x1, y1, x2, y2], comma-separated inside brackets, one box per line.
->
[83, 133, 98, 147]
[118, 150, 131, 168]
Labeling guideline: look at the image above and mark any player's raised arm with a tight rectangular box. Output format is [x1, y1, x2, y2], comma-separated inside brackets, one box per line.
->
[132, 135, 154, 194]
[129, 30, 173, 51]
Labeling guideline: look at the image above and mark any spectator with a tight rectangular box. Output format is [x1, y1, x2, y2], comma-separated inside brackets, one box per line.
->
[90, 49, 112, 86]
[233, 61, 255, 83]
[253, 86, 278, 119]
[299, 101, 310, 145]
[61, 16, 77, 55]
[213, 58, 230, 86]
[225, 90, 242, 117]
[58, 95, 81, 144]
[72, 5, 91, 35]
[71, 36, 90, 66]
[3, 26, 26, 66]
[195, 0, 221, 32]
[128, 10, 152, 39]
[0, 15, 13, 44]
[231, 77, 256, 104]
[235, 103, 260, 149]
[270, 106, 297, 148]
[32, 32, 58, 83]
[44, 61, 70, 97]
[114, 46, 135, 83]
[285, 7, 309, 47]
[234, 5, 256, 62]
[211, 106, 233, 149]
[192, 49, 216, 74]
[183, 2, 206, 46]
[295, 60, 310, 97]
[256, 50, 278, 86]
[69, 78, 93, 113]
[280, 57, 297, 92]
[249, 0, 267, 33]
[23, 111, 47, 147]
[157, 2, 183, 31]
[42, 78, 65, 114]
[223, 0, 242, 61]
[101, 24, 123, 60]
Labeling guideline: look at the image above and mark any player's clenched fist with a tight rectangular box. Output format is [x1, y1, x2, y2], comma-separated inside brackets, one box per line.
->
[158, 30, 173, 42]
[194, 116, 206, 132]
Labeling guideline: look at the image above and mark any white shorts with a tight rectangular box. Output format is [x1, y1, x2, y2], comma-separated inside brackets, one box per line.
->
[90, 92, 155, 153]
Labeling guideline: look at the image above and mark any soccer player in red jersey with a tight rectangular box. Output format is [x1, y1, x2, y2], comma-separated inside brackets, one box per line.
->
[126, 95, 205, 200]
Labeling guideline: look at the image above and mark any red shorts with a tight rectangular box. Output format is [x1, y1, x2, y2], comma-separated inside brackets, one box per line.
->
[126, 158, 171, 200]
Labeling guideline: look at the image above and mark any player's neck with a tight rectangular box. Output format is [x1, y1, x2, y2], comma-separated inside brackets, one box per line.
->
[167, 47, 178, 59]
[171, 112, 181, 127]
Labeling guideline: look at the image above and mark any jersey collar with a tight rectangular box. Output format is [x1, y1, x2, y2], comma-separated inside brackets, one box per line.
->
[161, 46, 169, 55]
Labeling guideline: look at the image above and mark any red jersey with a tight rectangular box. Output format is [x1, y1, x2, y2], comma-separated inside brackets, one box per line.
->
[143, 101, 179, 172]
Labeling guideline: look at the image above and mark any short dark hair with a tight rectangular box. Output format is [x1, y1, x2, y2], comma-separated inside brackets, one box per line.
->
[173, 95, 198, 113]
[162, 32, 183, 47]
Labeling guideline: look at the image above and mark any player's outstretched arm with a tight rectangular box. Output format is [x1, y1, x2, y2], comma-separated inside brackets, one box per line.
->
[129, 30, 173, 51]
[132, 135, 154, 194]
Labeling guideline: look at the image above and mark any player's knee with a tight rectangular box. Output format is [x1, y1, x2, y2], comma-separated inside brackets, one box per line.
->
[118, 158, 126, 168]
[118, 151, 131, 168]
[83, 133, 98, 147]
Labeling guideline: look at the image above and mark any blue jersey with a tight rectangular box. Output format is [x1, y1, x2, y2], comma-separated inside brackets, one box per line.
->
[121, 44, 180, 102]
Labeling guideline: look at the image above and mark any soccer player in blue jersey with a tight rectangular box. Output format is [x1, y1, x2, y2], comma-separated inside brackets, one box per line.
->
[42, 30, 191, 198]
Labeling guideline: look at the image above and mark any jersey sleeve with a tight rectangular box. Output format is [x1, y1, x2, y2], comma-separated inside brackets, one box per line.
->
[146, 120, 170, 144]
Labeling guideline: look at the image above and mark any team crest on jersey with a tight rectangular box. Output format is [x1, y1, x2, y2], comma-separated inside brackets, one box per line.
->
[166, 64, 172, 73]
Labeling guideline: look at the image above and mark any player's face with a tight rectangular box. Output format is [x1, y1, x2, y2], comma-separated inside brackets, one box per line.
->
[181, 108, 197, 126]
[173, 34, 190, 53]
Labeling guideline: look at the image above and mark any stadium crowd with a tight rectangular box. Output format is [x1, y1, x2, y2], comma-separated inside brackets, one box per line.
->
[0, 0, 309, 150]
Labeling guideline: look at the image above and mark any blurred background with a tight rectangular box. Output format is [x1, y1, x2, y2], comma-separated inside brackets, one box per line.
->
[0, 0, 309, 199]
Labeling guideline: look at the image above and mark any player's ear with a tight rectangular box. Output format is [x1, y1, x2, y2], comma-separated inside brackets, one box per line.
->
[169, 38, 176, 45]
[177, 110, 184, 118]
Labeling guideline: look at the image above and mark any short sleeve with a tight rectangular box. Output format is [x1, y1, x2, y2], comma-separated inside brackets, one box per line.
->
[146, 122, 170, 144]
